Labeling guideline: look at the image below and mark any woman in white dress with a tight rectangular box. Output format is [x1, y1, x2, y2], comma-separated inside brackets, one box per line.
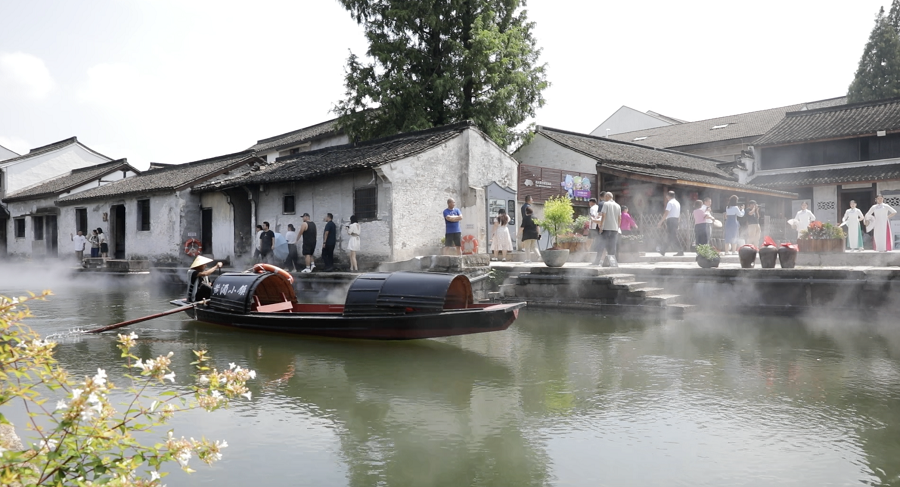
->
[841, 200, 865, 251]
[865, 195, 897, 252]
[491, 209, 513, 261]
[345, 215, 361, 271]
[793, 201, 816, 238]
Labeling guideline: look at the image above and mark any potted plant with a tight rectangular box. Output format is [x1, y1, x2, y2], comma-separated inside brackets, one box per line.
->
[536, 195, 575, 267]
[619, 233, 643, 263]
[798, 221, 845, 253]
[695, 244, 720, 268]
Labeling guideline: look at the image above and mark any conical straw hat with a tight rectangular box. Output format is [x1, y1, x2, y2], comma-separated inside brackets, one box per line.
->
[190, 255, 213, 269]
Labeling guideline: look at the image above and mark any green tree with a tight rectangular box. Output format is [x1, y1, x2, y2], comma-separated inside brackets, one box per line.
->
[847, 6, 900, 103]
[333, 0, 549, 149]
[888, 0, 900, 34]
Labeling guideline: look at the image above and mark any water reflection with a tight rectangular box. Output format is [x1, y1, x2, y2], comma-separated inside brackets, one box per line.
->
[4, 276, 900, 486]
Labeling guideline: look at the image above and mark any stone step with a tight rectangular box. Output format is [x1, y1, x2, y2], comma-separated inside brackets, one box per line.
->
[630, 287, 665, 297]
[609, 281, 648, 291]
[643, 294, 681, 307]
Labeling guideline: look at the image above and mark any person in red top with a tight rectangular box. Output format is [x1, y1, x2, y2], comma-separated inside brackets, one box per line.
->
[619, 206, 638, 234]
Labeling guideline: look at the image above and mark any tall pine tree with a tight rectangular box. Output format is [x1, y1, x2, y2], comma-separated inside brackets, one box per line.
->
[888, 0, 900, 34]
[847, 6, 900, 103]
[333, 0, 549, 149]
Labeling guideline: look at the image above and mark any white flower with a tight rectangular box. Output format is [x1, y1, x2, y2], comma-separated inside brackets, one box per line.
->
[128, 332, 138, 340]
[93, 368, 107, 385]
[216, 440, 228, 449]
[55, 400, 67, 411]
[163, 372, 176, 383]
[211, 390, 221, 399]
[229, 362, 236, 370]
[248, 370, 257, 380]
[241, 391, 252, 400]
[134, 358, 145, 370]
[71, 388, 83, 399]
[37, 438, 58, 450]
[87, 393, 100, 405]
[176, 449, 192, 467]
[197, 375, 209, 385]
[150, 471, 161, 481]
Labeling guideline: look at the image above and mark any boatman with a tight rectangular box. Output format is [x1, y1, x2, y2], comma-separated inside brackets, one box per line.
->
[444, 198, 463, 256]
[187, 255, 223, 302]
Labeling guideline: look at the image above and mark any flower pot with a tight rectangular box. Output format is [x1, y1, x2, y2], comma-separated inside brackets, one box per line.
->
[797, 238, 844, 253]
[758, 246, 777, 268]
[696, 255, 720, 268]
[778, 246, 798, 268]
[738, 245, 757, 268]
[540, 249, 570, 267]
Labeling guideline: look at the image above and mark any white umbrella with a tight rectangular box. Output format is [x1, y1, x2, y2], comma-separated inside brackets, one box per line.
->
[272, 232, 289, 261]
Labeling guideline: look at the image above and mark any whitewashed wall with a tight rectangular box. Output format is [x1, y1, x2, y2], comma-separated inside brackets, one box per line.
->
[59, 189, 196, 264]
[513, 134, 596, 174]
[252, 170, 392, 264]
[4, 196, 56, 258]
[200, 191, 234, 260]
[813, 186, 838, 224]
[0, 144, 111, 199]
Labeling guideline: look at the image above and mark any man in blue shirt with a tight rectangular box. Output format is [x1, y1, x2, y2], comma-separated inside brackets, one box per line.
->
[443, 198, 463, 256]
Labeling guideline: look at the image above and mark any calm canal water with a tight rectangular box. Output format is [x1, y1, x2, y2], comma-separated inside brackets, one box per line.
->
[2, 269, 900, 486]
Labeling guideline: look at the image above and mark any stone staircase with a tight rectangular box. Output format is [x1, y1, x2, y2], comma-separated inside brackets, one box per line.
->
[498, 266, 691, 319]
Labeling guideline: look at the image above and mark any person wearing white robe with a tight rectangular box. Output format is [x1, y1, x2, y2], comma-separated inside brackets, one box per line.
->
[793, 201, 816, 238]
[865, 195, 897, 252]
[841, 200, 865, 251]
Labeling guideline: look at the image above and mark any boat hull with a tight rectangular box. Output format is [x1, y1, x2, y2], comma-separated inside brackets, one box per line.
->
[171, 300, 524, 340]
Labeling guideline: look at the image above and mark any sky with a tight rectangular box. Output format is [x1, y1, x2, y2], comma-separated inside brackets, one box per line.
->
[0, 0, 891, 169]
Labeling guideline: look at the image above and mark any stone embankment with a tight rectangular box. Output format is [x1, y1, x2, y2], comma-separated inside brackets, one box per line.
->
[498, 266, 691, 318]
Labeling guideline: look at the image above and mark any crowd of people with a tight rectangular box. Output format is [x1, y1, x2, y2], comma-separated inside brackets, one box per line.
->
[253, 213, 361, 273]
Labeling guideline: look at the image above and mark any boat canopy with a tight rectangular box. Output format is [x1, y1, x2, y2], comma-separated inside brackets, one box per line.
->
[343, 272, 473, 317]
[208, 272, 297, 313]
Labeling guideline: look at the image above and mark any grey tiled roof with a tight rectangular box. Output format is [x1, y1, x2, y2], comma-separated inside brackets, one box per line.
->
[197, 122, 470, 191]
[607, 97, 846, 149]
[754, 97, 900, 146]
[750, 164, 900, 188]
[1, 137, 77, 166]
[249, 118, 341, 153]
[536, 127, 796, 197]
[4, 159, 140, 202]
[58, 151, 260, 205]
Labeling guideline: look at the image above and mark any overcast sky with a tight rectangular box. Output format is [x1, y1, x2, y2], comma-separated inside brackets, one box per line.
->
[0, 0, 890, 169]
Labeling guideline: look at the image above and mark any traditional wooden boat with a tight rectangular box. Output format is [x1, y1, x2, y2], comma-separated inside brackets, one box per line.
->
[170, 270, 525, 340]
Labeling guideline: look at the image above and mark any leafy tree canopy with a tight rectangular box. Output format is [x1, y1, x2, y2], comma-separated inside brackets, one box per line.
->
[333, 0, 549, 149]
[847, 6, 900, 103]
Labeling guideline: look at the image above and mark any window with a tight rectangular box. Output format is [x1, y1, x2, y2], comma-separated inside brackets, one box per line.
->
[283, 195, 295, 214]
[632, 136, 648, 141]
[14, 218, 24, 238]
[289, 148, 300, 155]
[711, 124, 729, 130]
[354, 187, 378, 221]
[0, 169, 4, 189]
[75, 208, 88, 234]
[33, 216, 44, 241]
[137, 199, 150, 231]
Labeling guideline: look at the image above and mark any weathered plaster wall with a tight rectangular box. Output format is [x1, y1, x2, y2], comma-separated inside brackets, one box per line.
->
[5, 196, 57, 258]
[64, 170, 136, 197]
[251, 170, 392, 265]
[0, 145, 111, 198]
[513, 135, 596, 174]
[813, 185, 838, 224]
[59, 190, 194, 264]
[379, 128, 518, 261]
[200, 191, 233, 260]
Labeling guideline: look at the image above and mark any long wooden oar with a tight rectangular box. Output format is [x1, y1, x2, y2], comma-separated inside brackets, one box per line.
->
[85, 299, 208, 334]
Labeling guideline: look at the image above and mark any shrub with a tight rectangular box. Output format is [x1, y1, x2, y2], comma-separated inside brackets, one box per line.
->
[0, 292, 255, 486]
[535, 196, 574, 249]
[695, 244, 720, 259]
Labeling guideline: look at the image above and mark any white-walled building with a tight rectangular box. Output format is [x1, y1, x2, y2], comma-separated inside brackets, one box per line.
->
[590, 106, 685, 138]
[195, 121, 518, 267]
[55, 151, 262, 264]
[2, 159, 140, 259]
[0, 137, 115, 257]
[0, 144, 18, 162]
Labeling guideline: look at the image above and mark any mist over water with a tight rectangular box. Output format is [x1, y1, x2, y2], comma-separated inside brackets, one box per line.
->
[3, 274, 900, 486]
